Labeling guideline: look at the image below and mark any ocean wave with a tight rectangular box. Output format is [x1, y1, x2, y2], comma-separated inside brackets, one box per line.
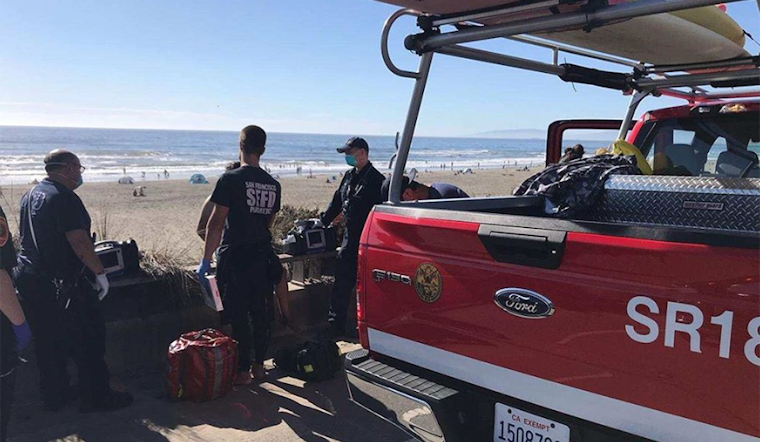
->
[413, 149, 491, 156]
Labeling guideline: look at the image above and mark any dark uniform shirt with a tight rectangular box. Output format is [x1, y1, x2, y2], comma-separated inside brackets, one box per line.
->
[17, 178, 91, 279]
[210, 165, 281, 247]
[1, 204, 18, 375]
[322, 162, 384, 255]
[429, 183, 469, 199]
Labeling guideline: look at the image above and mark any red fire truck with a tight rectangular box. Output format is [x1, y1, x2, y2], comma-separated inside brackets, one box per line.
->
[344, 1, 760, 441]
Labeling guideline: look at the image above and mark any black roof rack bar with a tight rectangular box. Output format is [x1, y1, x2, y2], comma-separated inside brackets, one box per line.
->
[431, 0, 561, 27]
[436, 43, 635, 91]
[412, 0, 747, 53]
[644, 55, 760, 74]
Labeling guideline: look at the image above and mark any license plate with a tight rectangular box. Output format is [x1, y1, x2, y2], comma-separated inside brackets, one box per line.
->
[494, 403, 570, 442]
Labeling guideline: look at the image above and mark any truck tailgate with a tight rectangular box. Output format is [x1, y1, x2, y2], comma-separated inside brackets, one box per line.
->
[360, 207, 760, 441]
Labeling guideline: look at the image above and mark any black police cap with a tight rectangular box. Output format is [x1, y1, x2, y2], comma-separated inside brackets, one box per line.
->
[337, 136, 369, 153]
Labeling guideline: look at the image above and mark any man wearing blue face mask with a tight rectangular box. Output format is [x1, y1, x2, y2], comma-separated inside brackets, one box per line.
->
[15, 149, 132, 413]
[321, 137, 384, 338]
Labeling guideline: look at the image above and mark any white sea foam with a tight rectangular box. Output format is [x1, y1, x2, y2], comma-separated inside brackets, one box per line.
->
[0, 126, 574, 185]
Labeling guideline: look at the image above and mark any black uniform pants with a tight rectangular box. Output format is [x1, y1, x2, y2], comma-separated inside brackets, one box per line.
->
[219, 245, 274, 370]
[328, 248, 358, 331]
[0, 369, 15, 442]
[14, 273, 110, 408]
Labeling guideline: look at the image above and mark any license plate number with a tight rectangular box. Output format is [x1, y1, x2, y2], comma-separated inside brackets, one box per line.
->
[494, 403, 570, 442]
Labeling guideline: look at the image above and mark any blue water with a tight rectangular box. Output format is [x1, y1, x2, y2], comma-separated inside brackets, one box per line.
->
[0, 126, 603, 184]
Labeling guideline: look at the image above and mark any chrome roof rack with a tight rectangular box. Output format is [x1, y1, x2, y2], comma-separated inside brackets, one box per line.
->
[382, 0, 760, 202]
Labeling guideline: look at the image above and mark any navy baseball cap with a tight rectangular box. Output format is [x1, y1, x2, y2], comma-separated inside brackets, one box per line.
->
[337, 136, 369, 153]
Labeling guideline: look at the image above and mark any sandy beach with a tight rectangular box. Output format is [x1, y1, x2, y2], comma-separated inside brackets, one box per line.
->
[1, 167, 535, 265]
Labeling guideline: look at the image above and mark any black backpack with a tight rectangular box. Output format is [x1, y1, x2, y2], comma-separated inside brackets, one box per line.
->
[274, 339, 342, 382]
[513, 154, 641, 218]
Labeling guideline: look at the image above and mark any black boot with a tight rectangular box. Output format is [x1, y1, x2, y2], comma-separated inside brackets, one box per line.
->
[80, 390, 133, 413]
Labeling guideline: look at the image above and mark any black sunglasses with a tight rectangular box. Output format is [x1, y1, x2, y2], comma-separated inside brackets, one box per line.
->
[47, 162, 86, 173]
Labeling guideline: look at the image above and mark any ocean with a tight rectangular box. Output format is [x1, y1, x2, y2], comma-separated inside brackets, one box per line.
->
[0, 126, 599, 185]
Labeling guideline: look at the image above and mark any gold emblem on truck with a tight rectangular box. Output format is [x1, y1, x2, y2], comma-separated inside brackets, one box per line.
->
[414, 263, 442, 303]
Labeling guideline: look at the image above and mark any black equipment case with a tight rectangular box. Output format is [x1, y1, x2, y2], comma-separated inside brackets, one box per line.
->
[281, 219, 337, 256]
[94, 239, 141, 276]
[584, 176, 760, 234]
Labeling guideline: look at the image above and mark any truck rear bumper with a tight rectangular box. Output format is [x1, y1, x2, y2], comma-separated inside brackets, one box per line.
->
[345, 348, 464, 442]
[345, 347, 654, 442]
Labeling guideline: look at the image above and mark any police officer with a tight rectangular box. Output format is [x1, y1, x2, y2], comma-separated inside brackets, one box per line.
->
[197, 125, 284, 384]
[321, 137, 384, 338]
[15, 150, 132, 412]
[1, 201, 31, 442]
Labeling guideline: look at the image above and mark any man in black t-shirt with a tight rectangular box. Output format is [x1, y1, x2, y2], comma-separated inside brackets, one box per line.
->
[15, 150, 132, 413]
[0, 202, 31, 442]
[197, 125, 284, 384]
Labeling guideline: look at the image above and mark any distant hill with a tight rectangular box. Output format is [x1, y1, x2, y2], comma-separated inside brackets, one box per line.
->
[473, 129, 546, 139]
[472, 128, 618, 142]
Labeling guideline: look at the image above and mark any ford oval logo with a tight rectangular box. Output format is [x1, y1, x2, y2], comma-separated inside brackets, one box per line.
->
[494, 288, 554, 319]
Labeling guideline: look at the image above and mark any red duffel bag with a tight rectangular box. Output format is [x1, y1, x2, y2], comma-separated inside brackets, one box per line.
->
[166, 328, 238, 402]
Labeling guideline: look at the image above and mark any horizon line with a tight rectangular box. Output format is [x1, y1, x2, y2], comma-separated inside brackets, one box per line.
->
[0, 124, 552, 140]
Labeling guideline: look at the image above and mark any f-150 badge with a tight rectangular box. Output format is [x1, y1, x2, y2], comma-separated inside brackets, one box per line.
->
[494, 288, 554, 319]
[372, 269, 412, 285]
[414, 263, 442, 304]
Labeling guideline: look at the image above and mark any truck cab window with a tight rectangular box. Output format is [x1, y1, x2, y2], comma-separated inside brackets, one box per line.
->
[635, 111, 759, 177]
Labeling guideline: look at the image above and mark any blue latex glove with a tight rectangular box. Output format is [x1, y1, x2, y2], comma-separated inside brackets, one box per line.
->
[196, 259, 212, 292]
[196, 258, 211, 278]
[13, 321, 32, 352]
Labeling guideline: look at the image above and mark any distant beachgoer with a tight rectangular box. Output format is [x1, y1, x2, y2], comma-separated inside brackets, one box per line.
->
[122, 167, 126, 175]
[157, 173, 160, 180]
[141, 171, 146, 180]
[164, 169, 169, 179]
[450, 162, 454, 170]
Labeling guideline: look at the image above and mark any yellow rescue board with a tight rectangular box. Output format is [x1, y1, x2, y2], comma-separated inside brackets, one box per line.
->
[536, 12, 749, 64]
[670, 6, 745, 47]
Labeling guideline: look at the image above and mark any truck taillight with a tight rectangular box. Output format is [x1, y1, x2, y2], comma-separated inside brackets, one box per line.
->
[356, 245, 369, 348]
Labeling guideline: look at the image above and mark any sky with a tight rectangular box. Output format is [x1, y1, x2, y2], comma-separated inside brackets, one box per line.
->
[0, 0, 758, 137]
